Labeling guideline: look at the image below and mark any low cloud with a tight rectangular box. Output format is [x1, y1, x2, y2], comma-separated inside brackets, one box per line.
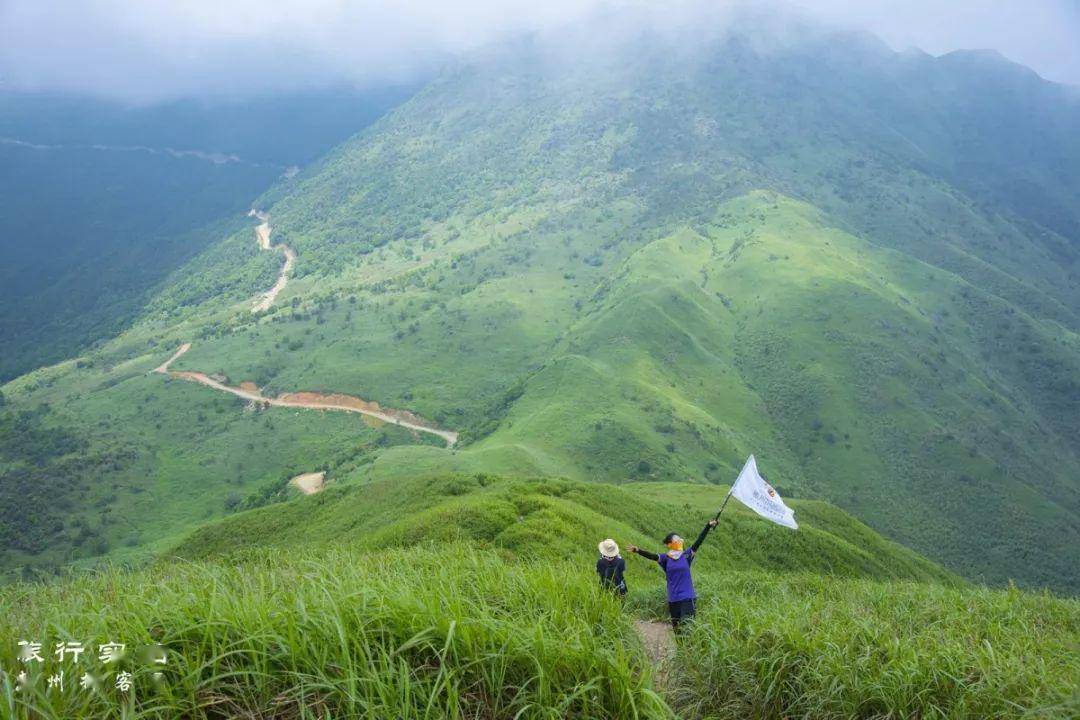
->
[1, 0, 1077, 103]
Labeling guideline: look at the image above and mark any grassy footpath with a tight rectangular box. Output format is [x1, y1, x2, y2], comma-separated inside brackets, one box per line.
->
[1, 546, 1077, 719]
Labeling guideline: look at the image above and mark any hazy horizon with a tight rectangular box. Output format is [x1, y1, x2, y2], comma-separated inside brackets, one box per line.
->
[1, 0, 1077, 104]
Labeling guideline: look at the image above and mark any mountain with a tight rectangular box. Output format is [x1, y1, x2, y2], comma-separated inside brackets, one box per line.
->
[1, 14, 1078, 597]
[2, 10, 1080, 718]
[0, 86, 414, 381]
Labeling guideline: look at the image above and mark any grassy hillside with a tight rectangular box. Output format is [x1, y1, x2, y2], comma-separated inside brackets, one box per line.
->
[166, 473, 957, 585]
[0, 481, 1076, 718]
[140, 190, 1076, 589]
[463, 193, 1080, 590]
[0, 344, 430, 580]
[0, 87, 412, 381]
[2, 19, 1078, 594]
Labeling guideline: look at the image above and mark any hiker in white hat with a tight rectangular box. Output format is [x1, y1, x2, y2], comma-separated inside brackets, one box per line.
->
[596, 538, 627, 596]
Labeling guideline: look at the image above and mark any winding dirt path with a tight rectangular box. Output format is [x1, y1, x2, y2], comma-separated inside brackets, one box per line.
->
[154, 343, 458, 447]
[249, 209, 296, 313]
[154, 342, 192, 374]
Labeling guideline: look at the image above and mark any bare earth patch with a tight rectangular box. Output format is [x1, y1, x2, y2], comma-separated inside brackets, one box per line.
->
[278, 391, 454, 442]
[290, 472, 326, 495]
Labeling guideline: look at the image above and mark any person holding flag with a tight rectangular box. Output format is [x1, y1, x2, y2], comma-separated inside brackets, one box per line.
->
[628, 455, 797, 632]
[627, 518, 719, 632]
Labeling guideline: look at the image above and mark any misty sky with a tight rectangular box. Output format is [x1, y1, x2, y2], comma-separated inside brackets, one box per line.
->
[1, 0, 1077, 102]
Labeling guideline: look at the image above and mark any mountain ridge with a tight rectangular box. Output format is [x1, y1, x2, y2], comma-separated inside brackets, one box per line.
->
[1, 19, 1077, 593]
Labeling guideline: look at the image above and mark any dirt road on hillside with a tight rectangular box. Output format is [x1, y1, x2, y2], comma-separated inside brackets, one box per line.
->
[153, 343, 458, 447]
[154, 343, 192, 374]
[248, 209, 296, 313]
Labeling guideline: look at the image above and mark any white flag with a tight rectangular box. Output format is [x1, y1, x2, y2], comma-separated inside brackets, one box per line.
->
[729, 455, 798, 529]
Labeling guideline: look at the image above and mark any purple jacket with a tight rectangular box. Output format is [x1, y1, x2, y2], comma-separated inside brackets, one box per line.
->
[658, 551, 697, 601]
[633, 521, 715, 602]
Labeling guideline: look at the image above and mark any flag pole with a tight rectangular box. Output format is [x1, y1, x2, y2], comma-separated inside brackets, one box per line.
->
[713, 489, 733, 522]
[715, 455, 748, 521]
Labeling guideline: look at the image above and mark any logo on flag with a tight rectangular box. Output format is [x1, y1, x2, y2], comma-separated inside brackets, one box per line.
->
[728, 455, 798, 530]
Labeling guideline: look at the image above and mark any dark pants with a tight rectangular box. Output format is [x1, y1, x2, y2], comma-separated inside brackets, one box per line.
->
[600, 580, 627, 596]
[668, 598, 696, 632]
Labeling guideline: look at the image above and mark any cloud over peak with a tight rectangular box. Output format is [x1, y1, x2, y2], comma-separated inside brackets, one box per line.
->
[1, 0, 1077, 103]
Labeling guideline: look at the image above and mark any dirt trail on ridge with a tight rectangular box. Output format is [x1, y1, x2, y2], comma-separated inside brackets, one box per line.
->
[153, 343, 458, 447]
[635, 619, 674, 688]
[248, 209, 296, 313]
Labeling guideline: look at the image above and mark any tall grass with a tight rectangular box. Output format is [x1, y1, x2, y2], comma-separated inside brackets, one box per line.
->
[0, 548, 667, 719]
[1, 547, 1077, 719]
[665, 572, 1080, 719]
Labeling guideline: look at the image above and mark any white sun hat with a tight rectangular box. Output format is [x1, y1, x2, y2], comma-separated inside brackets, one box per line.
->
[598, 539, 619, 558]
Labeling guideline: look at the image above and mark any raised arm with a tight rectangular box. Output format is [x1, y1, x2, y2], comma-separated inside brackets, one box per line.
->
[627, 544, 660, 561]
[690, 519, 719, 553]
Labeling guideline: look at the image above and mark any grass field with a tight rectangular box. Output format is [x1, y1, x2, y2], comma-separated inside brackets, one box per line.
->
[0, 349, 428, 580]
[1, 471, 1075, 718]
[0, 543, 1075, 719]
[667, 572, 1080, 719]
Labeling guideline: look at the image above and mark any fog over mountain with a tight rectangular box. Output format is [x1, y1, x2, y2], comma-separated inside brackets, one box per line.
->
[1, 0, 1078, 102]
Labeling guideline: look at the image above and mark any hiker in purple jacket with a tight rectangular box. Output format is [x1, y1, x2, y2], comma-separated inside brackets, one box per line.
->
[628, 518, 719, 632]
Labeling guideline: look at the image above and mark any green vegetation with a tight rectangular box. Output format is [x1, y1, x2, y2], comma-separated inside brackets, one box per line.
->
[670, 573, 1079, 719]
[0, 550, 665, 719]
[0, 476, 1075, 718]
[0, 146, 274, 382]
[2, 21, 1078, 596]
[0, 357, 426, 581]
[0, 87, 412, 382]
[4, 18, 1078, 720]
[168, 474, 957, 586]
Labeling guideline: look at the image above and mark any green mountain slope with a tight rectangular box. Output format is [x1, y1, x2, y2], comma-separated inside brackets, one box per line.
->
[2, 479, 1077, 718]
[0, 87, 412, 381]
[2, 19, 1078, 592]
[461, 193, 1080, 589]
[168, 472, 957, 585]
